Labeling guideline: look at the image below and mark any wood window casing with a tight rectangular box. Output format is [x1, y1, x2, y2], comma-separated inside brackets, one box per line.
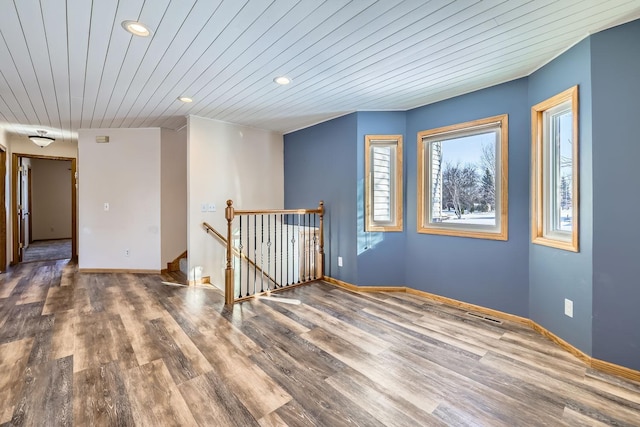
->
[531, 85, 579, 252]
[365, 134, 403, 232]
[417, 114, 508, 241]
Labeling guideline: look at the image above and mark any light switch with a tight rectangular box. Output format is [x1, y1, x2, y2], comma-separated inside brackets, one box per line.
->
[201, 203, 207, 212]
[104, 202, 109, 211]
[208, 203, 216, 212]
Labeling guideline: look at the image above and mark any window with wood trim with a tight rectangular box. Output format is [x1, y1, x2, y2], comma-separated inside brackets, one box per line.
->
[365, 135, 403, 232]
[417, 114, 508, 240]
[531, 86, 579, 252]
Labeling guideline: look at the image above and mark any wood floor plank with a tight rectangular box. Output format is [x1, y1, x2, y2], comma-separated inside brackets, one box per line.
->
[0, 274, 21, 299]
[301, 327, 441, 413]
[562, 406, 611, 426]
[51, 311, 76, 360]
[73, 361, 135, 426]
[242, 317, 347, 380]
[42, 285, 74, 315]
[158, 312, 213, 374]
[73, 312, 136, 373]
[584, 369, 640, 405]
[189, 330, 292, 420]
[26, 319, 55, 366]
[479, 351, 640, 424]
[146, 317, 201, 384]
[10, 356, 73, 426]
[165, 295, 261, 356]
[115, 303, 163, 367]
[178, 370, 259, 426]
[123, 359, 197, 426]
[0, 302, 47, 344]
[251, 344, 387, 427]
[0, 338, 33, 424]
[257, 411, 289, 427]
[382, 343, 567, 425]
[272, 300, 392, 355]
[326, 366, 446, 427]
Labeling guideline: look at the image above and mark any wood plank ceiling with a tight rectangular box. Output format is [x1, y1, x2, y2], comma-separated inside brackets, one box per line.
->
[0, 0, 639, 143]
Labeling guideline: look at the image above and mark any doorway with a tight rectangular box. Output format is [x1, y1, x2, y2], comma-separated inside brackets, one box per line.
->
[11, 154, 77, 264]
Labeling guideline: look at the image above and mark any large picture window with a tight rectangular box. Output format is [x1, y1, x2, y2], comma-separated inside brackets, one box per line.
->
[417, 115, 508, 240]
[531, 86, 579, 252]
[365, 135, 403, 232]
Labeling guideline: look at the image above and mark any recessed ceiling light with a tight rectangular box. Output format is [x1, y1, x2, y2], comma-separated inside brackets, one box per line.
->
[121, 20, 152, 37]
[178, 96, 193, 103]
[274, 76, 291, 85]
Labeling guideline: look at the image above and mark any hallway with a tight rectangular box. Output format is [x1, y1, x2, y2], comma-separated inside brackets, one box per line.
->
[22, 239, 71, 263]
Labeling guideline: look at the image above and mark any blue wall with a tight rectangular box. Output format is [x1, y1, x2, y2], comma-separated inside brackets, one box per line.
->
[528, 38, 594, 355]
[284, 113, 358, 283]
[591, 20, 640, 371]
[405, 79, 530, 317]
[356, 112, 407, 286]
[284, 18, 640, 372]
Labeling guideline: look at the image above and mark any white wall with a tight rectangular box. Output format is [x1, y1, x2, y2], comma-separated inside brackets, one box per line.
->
[161, 128, 187, 265]
[78, 128, 161, 271]
[9, 134, 78, 158]
[187, 115, 284, 287]
[31, 158, 72, 240]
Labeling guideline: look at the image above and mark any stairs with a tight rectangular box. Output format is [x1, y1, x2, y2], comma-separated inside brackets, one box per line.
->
[179, 257, 188, 276]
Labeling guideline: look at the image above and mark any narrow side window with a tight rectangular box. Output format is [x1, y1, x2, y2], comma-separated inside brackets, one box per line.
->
[531, 86, 579, 252]
[365, 135, 403, 232]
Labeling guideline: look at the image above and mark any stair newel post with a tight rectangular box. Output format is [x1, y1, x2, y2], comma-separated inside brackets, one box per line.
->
[225, 199, 235, 305]
[317, 200, 325, 279]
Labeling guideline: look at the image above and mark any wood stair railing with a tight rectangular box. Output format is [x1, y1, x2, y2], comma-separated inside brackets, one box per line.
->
[202, 222, 279, 289]
[222, 200, 325, 305]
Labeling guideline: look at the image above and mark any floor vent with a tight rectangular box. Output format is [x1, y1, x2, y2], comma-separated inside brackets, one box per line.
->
[466, 312, 503, 324]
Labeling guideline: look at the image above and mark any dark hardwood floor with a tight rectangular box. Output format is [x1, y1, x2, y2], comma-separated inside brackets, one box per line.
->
[1, 259, 639, 426]
[22, 239, 72, 263]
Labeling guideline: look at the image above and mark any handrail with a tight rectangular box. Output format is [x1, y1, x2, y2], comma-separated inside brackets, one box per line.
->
[202, 222, 279, 290]
[233, 207, 323, 216]
[224, 200, 325, 305]
[202, 222, 226, 242]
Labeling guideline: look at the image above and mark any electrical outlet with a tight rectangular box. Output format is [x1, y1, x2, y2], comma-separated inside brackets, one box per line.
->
[338, 256, 343, 267]
[124, 249, 130, 257]
[564, 298, 573, 318]
[208, 203, 216, 212]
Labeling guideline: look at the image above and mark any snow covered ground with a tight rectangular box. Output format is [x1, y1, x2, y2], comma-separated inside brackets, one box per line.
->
[439, 211, 495, 225]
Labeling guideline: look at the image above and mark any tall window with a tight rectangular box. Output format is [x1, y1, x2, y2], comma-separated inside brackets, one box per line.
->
[531, 86, 579, 251]
[417, 114, 508, 240]
[365, 135, 403, 232]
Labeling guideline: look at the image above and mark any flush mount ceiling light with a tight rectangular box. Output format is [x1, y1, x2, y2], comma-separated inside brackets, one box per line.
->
[273, 76, 291, 85]
[178, 96, 193, 103]
[29, 130, 55, 148]
[121, 20, 152, 37]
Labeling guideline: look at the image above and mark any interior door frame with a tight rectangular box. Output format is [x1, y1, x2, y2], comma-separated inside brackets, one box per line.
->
[11, 153, 77, 264]
[28, 167, 33, 244]
[0, 146, 6, 272]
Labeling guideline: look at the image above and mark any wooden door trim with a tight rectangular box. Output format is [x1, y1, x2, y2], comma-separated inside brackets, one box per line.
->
[0, 147, 5, 272]
[71, 158, 77, 260]
[11, 154, 18, 265]
[11, 153, 77, 264]
[28, 168, 32, 244]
